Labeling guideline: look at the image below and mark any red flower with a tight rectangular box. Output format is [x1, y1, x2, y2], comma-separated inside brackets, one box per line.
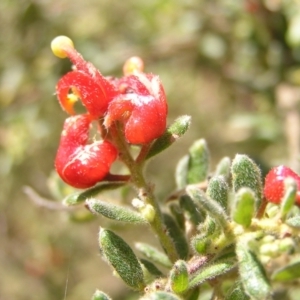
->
[264, 165, 300, 204]
[55, 114, 118, 188]
[52, 36, 117, 118]
[104, 73, 168, 144]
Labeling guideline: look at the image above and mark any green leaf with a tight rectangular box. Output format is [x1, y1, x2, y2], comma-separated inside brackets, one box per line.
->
[135, 243, 172, 268]
[175, 155, 189, 189]
[63, 182, 125, 206]
[180, 195, 203, 226]
[141, 292, 182, 300]
[186, 186, 229, 229]
[146, 115, 191, 159]
[224, 282, 250, 300]
[186, 289, 200, 300]
[189, 254, 236, 288]
[231, 154, 263, 209]
[232, 188, 256, 228]
[272, 258, 300, 281]
[236, 241, 271, 300]
[280, 177, 297, 219]
[140, 259, 164, 277]
[206, 175, 229, 211]
[187, 139, 210, 184]
[99, 228, 145, 290]
[169, 203, 185, 230]
[91, 290, 112, 300]
[163, 214, 189, 259]
[86, 198, 146, 224]
[286, 216, 300, 228]
[170, 260, 189, 294]
[215, 156, 231, 179]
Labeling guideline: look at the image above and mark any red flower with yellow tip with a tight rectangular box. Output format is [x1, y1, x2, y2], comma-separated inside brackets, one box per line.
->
[51, 36, 117, 118]
[51, 36, 168, 188]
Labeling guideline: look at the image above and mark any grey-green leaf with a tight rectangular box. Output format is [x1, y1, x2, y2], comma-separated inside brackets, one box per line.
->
[187, 139, 210, 184]
[215, 156, 231, 180]
[99, 228, 145, 290]
[63, 182, 125, 206]
[175, 155, 189, 189]
[236, 241, 271, 300]
[86, 198, 146, 224]
[169, 203, 185, 230]
[135, 243, 172, 268]
[206, 175, 229, 211]
[232, 188, 256, 228]
[224, 282, 250, 300]
[146, 115, 191, 159]
[179, 195, 203, 226]
[272, 258, 300, 281]
[186, 186, 229, 229]
[91, 290, 112, 300]
[189, 254, 236, 288]
[163, 214, 189, 259]
[231, 154, 263, 209]
[140, 259, 164, 277]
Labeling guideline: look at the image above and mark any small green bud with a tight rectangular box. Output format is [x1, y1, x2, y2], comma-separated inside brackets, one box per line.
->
[169, 260, 189, 294]
[192, 234, 211, 255]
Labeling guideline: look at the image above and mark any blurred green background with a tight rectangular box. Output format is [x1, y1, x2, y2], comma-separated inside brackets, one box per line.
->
[1, 0, 300, 299]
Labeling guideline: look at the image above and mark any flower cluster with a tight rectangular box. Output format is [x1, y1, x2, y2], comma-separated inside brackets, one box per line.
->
[51, 36, 168, 188]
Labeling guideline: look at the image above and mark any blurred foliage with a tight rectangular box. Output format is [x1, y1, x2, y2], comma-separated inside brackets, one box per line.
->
[1, 0, 300, 299]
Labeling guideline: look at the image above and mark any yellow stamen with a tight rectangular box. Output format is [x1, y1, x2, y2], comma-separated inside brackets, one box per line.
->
[123, 56, 144, 75]
[51, 36, 74, 58]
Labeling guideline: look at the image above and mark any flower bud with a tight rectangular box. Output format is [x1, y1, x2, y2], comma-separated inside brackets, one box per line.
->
[264, 165, 300, 205]
[104, 73, 168, 144]
[55, 114, 117, 188]
[123, 56, 144, 75]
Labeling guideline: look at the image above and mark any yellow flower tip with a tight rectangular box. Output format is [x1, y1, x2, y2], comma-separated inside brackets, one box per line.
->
[123, 56, 144, 75]
[51, 36, 74, 58]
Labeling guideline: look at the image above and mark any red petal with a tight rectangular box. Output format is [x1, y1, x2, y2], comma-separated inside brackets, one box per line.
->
[56, 141, 117, 189]
[55, 115, 118, 188]
[125, 96, 166, 144]
[56, 71, 115, 117]
[264, 166, 300, 204]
